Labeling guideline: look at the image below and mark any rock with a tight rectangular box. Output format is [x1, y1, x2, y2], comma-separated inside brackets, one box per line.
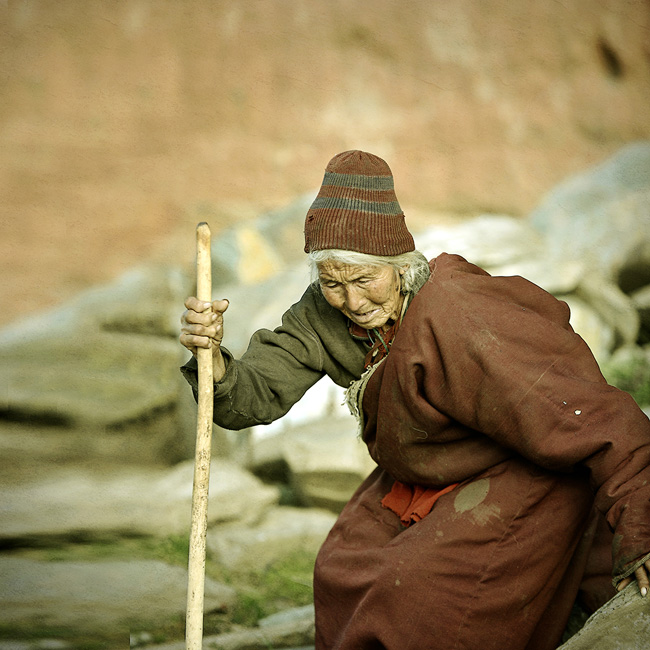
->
[154, 616, 315, 650]
[213, 263, 311, 357]
[207, 506, 336, 570]
[130, 632, 155, 648]
[258, 604, 315, 628]
[211, 225, 285, 288]
[414, 206, 646, 357]
[525, 142, 650, 355]
[631, 284, 650, 345]
[0, 460, 279, 540]
[211, 194, 315, 289]
[557, 584, 650, 649]
[0, 557, 236, 634]
[601, 345, 650, 409]
[0, 641, 72, 650]
[416, 214, 546, 271]
[529, 141, 650, 282]
[413, 215, 613, 357]
[0, 331, 183, 427]
[0, 264, 191, 346]
[484, 257, 585, 297]
[282, 416, 376, 512]
[560, 294, 615, 364]
[88, 265, 192, 339]
[143, 605, 315, 650]
[631, 284, 650, 312]
[575, 273, 640, 348]
[0, 263, 196, 465]
[245, 381, 350, 470]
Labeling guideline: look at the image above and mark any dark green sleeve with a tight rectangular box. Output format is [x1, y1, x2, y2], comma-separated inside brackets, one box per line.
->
[180, 284, 366, 430]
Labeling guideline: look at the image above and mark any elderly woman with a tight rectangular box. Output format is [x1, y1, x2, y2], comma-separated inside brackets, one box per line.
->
[180, 151, 650, 650]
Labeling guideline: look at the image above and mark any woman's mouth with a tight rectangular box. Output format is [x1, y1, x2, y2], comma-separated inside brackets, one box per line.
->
[351, 309, 379, 324]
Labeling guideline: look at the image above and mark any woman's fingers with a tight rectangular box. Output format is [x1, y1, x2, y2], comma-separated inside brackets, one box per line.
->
[182, 298, 229, 326]
[636, 562, 650, 596]
[212, 298, 230, 314]
[183, 322, 217, 340]
[183, 305, 215, 328]
[184, 296, 212, 313]
[616, 560, 650, 596]
[180, 332, 211, 353]
[180, 297, 230, 356]
[617, 576, 632, 592]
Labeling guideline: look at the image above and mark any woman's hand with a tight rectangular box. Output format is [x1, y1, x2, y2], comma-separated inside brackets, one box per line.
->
[617, 558, 650, 597]
[180, 296, 230, 381]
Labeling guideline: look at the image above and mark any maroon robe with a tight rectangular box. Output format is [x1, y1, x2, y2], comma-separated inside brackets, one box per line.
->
[314, 254, 650, 649]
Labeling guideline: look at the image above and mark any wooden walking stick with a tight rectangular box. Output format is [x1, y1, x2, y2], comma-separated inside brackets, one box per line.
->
[186, 222, 214, 650]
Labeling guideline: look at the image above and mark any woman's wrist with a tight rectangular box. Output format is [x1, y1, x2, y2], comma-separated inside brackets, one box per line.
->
[213, 347, 226, 383]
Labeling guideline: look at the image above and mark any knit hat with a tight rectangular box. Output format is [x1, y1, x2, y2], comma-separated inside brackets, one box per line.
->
[304, 150, 415, 255]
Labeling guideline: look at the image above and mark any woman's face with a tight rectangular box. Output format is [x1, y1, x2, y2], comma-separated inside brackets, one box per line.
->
[318, 261, 405, 330]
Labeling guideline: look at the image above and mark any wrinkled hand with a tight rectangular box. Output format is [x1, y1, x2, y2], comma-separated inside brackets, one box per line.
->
[180, 297, 230, 381]
[617, 559, 650, 597]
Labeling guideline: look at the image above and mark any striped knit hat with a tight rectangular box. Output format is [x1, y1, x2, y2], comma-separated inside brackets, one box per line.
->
[304, 150, 415, 255]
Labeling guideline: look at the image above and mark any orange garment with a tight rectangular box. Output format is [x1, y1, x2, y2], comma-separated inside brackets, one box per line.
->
[381, 480, 459, 526]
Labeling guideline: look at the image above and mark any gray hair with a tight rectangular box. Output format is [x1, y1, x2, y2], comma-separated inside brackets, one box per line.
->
[308, 248, 431, 295]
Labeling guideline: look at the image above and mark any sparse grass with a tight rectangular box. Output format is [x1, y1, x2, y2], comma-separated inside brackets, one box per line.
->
[222, 549, 316, 626]
[4, 534, 317, 648]
[3, 532, 190, 565]
[0, 622, 122, 650]
[602, 347, 650, 408]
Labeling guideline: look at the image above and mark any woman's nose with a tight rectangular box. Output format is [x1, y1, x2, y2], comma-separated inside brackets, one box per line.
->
[344, 285, 364, 311]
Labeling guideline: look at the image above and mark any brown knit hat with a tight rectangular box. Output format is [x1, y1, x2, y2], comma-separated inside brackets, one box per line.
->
[304, 150, 415, 255]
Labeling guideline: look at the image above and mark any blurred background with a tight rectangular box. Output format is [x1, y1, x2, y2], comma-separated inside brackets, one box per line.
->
[2, 0, 649, 325]
[2, 2, 650, 648]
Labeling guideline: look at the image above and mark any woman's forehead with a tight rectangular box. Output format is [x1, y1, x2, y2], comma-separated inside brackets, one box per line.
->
[317, 261, 387, 279]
